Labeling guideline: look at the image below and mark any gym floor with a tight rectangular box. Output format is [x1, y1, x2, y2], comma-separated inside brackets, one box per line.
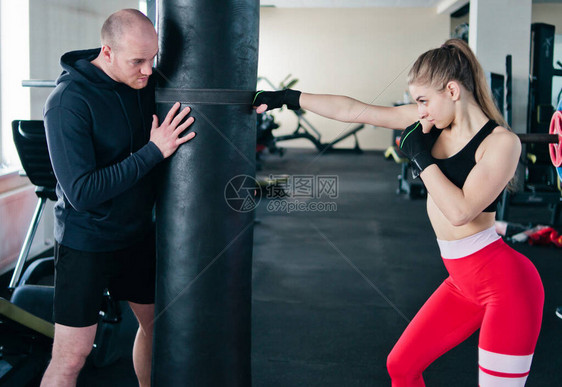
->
[76, 148, 561, 386]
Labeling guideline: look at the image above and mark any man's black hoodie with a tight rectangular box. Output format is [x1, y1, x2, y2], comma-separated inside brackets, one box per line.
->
[44, 48, 163, 252]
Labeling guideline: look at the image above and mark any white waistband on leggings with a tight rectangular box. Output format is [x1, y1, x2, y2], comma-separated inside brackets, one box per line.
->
[437, 226, 501, 259]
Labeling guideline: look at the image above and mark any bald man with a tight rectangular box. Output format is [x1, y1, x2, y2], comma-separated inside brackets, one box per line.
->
[42, 9, 193, 386]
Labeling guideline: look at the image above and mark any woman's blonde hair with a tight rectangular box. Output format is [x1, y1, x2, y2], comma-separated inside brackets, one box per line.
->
[409, 39, 519, 191]
[407, 38, 508, 128]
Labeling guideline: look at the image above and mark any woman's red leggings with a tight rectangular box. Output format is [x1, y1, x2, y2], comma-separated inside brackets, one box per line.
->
[387, 236, 544, 386]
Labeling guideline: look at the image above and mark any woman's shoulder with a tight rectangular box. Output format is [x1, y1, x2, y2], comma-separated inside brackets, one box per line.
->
[483, 124, 521, 156]
[489, 124, 519, 142]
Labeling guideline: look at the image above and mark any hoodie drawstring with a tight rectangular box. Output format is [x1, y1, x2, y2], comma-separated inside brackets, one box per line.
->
[115, 91, 134, 155]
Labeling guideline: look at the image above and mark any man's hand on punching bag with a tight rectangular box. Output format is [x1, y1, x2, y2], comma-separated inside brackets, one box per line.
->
[253, 89, 302, 113]
[150, 102, 196, 158]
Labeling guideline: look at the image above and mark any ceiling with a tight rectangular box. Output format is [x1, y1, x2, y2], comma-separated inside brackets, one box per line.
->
[260, 0, 562, 8]
[261, 0, 441, 6]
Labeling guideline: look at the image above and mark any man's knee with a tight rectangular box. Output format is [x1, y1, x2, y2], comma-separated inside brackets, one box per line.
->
[52, 341, 91, 370]
[57, 352, 90, 374]
[51, 324, 97, 372]
[128, 302, 154, 335]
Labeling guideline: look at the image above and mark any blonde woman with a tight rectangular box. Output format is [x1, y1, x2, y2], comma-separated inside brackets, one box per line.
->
[254, 39, 544, 386]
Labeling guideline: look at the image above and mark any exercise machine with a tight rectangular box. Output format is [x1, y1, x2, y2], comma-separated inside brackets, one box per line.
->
[497, 26, 562, 224]
[0, 120, 57, 386]
[384, 131, 426, 199]
[257, 76, 365, 154]
[0, 120, 122, 385]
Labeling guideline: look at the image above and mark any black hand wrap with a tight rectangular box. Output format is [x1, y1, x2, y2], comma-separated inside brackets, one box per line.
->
[399, 121, 435, 179]
[252, 89, 301, 111]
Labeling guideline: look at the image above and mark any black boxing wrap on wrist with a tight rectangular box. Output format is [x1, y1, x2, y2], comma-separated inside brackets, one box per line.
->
[283, 89, 301, 110]
[252, 89, 301, 111]
[410, 151, 435, 179]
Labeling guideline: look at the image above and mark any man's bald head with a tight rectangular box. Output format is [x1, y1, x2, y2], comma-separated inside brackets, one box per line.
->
[94, 9, 158, 89]
[101, 9, 155, 51]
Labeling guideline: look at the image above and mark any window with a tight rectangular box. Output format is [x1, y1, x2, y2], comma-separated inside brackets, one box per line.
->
[0, 0, 151, 174]
[0, 0, 30, 172]
[139, 0, 147, 15]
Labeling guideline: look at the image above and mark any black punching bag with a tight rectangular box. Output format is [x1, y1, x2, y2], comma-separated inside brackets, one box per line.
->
[152, 1, 258, 385]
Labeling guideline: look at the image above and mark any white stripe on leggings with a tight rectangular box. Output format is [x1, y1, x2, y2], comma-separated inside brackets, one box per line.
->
[479, 347, 533, 374]
[479, 369, 528, 387]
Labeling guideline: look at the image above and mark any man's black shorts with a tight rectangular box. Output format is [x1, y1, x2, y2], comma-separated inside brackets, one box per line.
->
[54, 231, 156, 327]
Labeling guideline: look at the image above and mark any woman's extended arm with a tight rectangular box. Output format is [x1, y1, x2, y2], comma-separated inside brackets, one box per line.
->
[254, 89, 428, 131]
[299, 93, 420, 130]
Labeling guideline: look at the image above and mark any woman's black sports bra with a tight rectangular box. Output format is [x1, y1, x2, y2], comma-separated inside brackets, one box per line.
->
[428, 120, 501, 213]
